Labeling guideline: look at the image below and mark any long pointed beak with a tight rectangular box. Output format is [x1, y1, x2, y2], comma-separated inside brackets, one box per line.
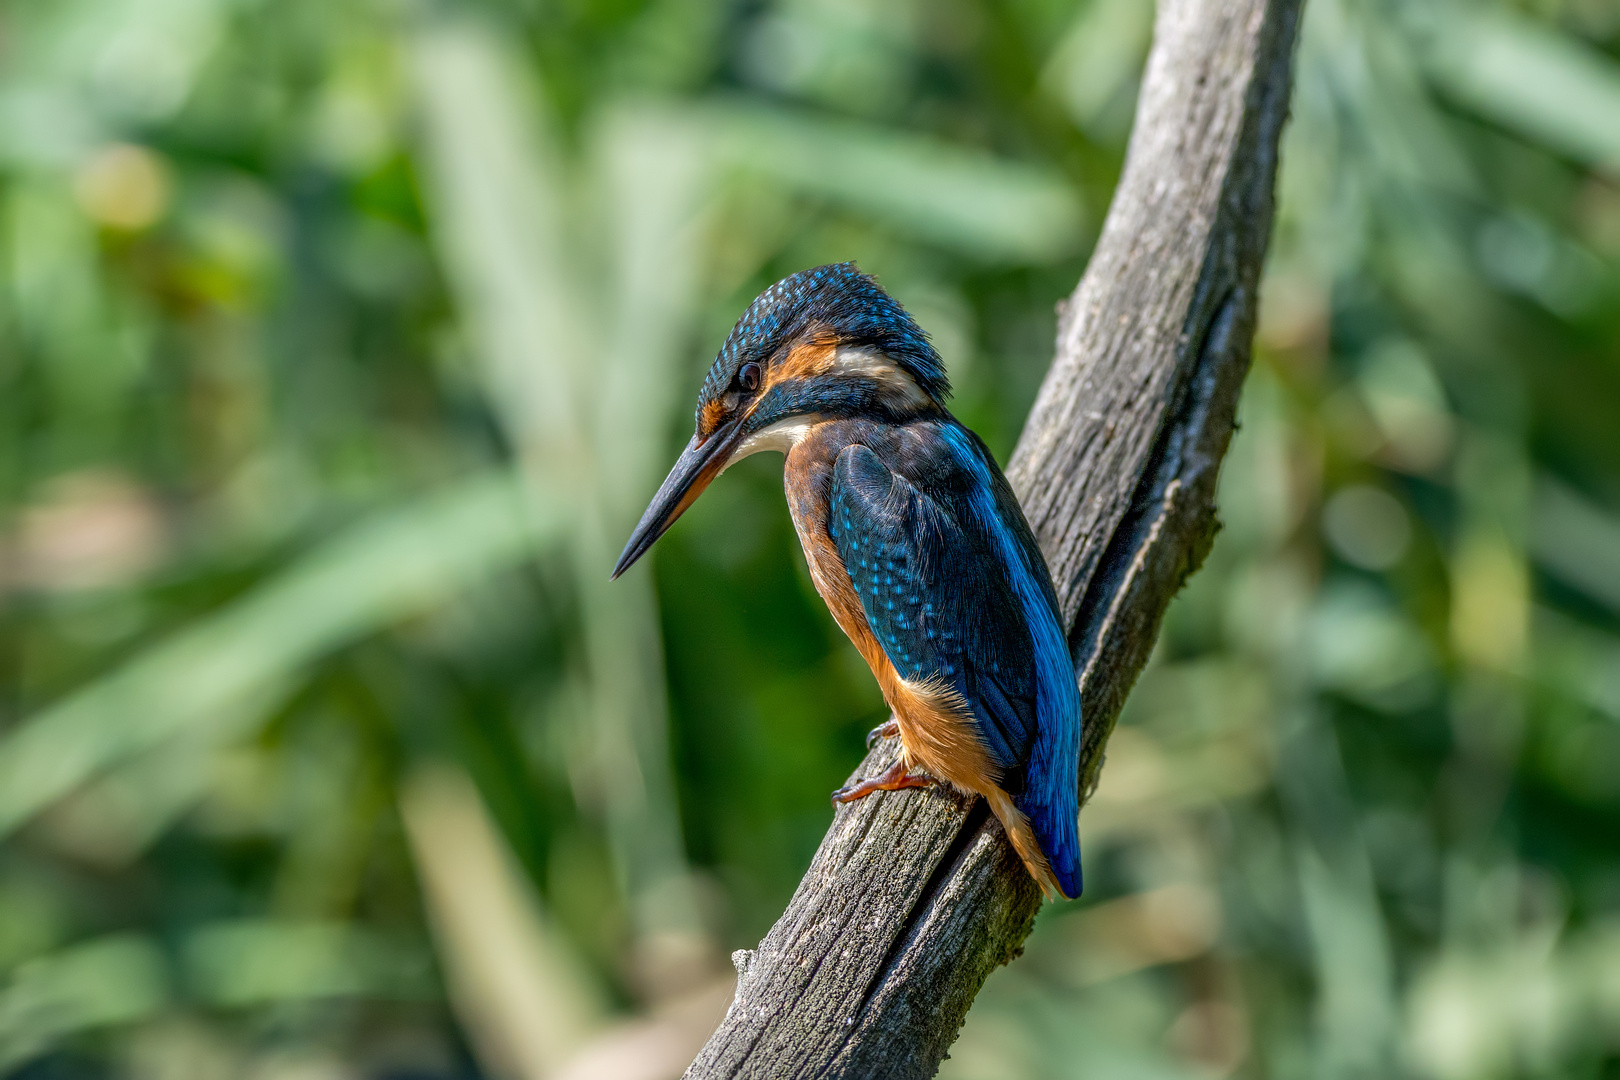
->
[611, 418, 746, 579]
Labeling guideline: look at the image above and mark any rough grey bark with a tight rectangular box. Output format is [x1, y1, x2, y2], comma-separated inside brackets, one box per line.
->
[684, 1, 1304, 1077]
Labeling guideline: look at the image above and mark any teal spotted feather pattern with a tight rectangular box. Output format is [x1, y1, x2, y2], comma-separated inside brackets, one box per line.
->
[828, 423, 1082, 899]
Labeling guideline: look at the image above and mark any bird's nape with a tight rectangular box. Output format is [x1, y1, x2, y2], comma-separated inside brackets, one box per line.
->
[611, 416, 747, 579]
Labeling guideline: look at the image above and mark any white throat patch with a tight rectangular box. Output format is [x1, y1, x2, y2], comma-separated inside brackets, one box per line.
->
[724, 415, 820, 473]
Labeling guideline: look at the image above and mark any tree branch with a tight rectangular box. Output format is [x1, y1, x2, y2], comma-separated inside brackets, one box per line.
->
[685, 1, 1304, 1076]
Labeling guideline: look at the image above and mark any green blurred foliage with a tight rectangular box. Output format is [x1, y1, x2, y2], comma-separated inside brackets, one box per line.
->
[1, 0, 1619, 1077]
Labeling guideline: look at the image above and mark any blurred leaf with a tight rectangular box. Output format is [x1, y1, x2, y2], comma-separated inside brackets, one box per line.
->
[0, 90, 102, 169]
[401, 764, 608, 1079]
[0, 935, 169, 1070]
[1536, 611, 1620, 725]
[709, 102, 1087, 262]
[412, 16, 716, 962]
[410, 19, 593, 468]
[1041, 0, 1155, 142]
[1307, 579, 1439, 707]
[592, 100, 714, 511]
[182, 920, 432, 1006]
[0, 469, 558, 840]
[551, 975, 737, 1080]
[0, 0, 229, 168]
[1085, 713, 1272, 838]
[1405, 915, 1620, 1078]
[1424, 7, 1620, 168]
[1532, 478, 1620, 616]
[30, 736, 217, 867]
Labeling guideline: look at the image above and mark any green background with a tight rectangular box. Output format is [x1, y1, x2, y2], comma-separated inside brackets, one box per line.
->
[1, 0, 1619, 1077]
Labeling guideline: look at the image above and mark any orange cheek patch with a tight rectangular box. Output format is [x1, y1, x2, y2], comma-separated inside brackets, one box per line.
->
[767, 340, 836, 390]
[698, 398, 728, 437]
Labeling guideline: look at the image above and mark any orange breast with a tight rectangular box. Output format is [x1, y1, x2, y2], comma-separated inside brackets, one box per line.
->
[780, 424, 1066, 898]
[781, 427, 997, 794]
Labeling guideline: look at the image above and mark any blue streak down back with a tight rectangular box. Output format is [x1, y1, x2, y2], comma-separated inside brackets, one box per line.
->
[940, 426, 1082, 898]
[826, 417, 1082, 898]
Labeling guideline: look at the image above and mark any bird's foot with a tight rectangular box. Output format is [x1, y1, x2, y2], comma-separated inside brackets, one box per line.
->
[865, 718, 901, 749]
[832, 759, 936, 805]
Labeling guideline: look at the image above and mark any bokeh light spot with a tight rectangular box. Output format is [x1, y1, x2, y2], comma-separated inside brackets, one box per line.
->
[1323, 485, 1412, 570]
[73, 144, 170, 231]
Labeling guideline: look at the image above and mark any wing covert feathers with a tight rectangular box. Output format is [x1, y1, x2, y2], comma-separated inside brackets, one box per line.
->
[826, 432, 1082, 898]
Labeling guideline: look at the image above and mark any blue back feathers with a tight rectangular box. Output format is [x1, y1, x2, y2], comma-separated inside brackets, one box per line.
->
[825, 417, 1083, 899]
[938, 426, 1083, 899]
[697, 263, 950, 425]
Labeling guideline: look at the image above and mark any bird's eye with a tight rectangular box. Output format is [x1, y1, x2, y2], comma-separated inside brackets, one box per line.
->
[738, 362, 762, 393]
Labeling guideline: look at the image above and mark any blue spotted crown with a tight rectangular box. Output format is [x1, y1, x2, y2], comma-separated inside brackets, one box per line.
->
[697, 263, 949, 420]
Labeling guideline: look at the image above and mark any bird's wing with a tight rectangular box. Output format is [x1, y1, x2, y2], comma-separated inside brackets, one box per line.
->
[829, 442, 1037, 776]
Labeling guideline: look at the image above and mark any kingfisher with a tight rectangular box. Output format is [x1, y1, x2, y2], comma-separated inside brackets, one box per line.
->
[612, 263, 1081, 900]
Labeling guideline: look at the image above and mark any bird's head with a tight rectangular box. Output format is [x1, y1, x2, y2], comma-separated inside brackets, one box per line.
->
[612, 262, 946, 578]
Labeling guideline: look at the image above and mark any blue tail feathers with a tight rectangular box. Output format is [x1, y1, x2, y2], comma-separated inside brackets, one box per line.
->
[940, 424, 1084, 899]
[1015, 746, 1082, 898]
